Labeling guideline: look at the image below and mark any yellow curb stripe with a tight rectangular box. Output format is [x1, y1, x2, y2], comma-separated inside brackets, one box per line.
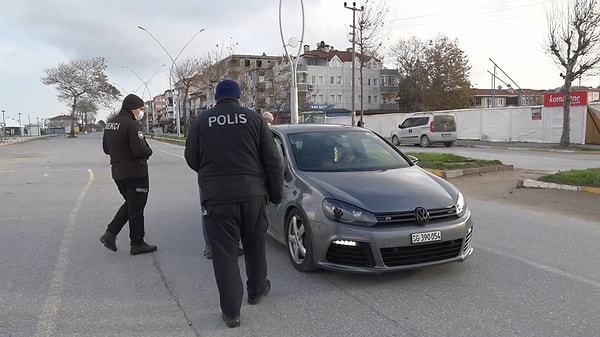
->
[580, 186, 600, 194]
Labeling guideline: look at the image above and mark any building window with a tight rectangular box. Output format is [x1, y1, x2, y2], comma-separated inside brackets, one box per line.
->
[311, 75, 316, 84]
[330, 94, 335, 103]
[256, 60, 262, 67]
[498, 98, 504, 106]
[330, 76, 335, 85]
[373, 78, 378, 86]
[368, 96, 372, 104]
[374, 96, 378, 103]
[318, 94, 324, 103]
[244, 60, 251, 67]
[311, 94, 317, 102]
[337, 94, 342, 103]
[475, 97, 482, 105]
[337, 76, 342, 85]
[318, 75, 324, 84]
[367, 78, 371, 86]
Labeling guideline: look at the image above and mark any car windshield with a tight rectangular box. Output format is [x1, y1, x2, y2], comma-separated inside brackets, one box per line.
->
[289, 130, 411, 172]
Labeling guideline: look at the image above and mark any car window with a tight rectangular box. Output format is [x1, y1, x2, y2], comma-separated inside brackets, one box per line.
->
[272, 133, 286, 166]
[433, 115, 456, 131]
[289, 131, 411, 172]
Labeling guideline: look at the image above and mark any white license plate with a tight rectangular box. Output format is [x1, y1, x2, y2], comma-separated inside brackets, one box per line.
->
[411, 231, 442, 244]
[441, 133, 451, 137]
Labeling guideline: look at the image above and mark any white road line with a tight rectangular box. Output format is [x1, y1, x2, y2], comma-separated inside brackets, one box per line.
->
[36, 168, 94, 337]
[474, 243, 600, 289]
[159, 149, 184, 159]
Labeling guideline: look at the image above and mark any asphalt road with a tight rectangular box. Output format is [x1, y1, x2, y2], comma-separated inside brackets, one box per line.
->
[1, 134, 598, 337]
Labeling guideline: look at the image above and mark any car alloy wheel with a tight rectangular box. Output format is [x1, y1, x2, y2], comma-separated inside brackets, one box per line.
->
[285, 209, 316, 272]
[420, 135, 431, 147]
[391, 135, 400, 146]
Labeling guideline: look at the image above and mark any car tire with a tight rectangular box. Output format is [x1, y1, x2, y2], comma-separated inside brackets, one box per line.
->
[391, 135, 400, 146]
[444, 141, 454, 147]
[285, 209, 317, 272]
[420, 135, 431, 147]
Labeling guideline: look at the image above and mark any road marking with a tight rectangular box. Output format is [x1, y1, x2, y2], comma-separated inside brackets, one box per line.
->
[159, 149, 184, 159]
[474, 243, 600, 289]
[36, 168, 94, 336]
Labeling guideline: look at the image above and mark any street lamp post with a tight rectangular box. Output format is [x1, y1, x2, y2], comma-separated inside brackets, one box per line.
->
[344, 2, 364, 127]
[18, 112, 21, 138]
[138, 25, 205, 137]
[1, 109, 4, 140]
[122, 64, 166, 132]
[278, 0, 305, 125]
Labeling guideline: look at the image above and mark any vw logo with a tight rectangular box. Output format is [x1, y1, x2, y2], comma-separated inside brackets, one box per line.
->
[414, 207, 430, 225]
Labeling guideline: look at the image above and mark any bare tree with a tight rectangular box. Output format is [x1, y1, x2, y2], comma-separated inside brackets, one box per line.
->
[75, 97, 98, 132]
[354, 0, 390, 120]
[41, 57, 119, 137]
[172, 56, 202, 136]
[546, 0, 600, 147]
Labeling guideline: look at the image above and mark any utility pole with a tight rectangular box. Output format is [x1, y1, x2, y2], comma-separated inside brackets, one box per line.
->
[344, 2, 364, 127]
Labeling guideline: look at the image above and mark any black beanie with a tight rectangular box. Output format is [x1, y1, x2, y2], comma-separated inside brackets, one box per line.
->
[215, 79, 241, 101]
[122, 94, 145, 110]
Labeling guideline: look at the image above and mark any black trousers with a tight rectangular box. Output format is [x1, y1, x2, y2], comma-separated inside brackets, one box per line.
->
[106, 176, 149, 244]
[204, 198, 269, 318]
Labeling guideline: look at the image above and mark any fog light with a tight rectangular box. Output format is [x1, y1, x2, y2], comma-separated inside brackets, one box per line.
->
[333, 240, 358, 247]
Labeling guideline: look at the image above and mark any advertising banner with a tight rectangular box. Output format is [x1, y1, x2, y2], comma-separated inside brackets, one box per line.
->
[544, 91, 587, 107]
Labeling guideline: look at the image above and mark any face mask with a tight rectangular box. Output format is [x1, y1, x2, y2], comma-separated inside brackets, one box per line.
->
[135, 110, 144, 121]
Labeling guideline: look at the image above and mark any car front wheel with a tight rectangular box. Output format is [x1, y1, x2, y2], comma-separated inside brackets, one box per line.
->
[285, 209, 317, 272]
[391, 135, 400, 146]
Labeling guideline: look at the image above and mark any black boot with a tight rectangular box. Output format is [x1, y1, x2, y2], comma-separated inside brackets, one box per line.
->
[130, 242, 157, 255]
[99, 231, 117, 252]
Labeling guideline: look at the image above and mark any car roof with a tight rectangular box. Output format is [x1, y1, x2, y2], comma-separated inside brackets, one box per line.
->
[269, 123, 364, 135]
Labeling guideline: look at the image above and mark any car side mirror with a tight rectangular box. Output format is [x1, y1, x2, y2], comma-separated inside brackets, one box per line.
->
[407, 155, 419, 165]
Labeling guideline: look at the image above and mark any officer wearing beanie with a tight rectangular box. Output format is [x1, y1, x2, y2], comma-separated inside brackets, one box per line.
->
[100, 93, 157, 255]
[184, 79, 283, 328]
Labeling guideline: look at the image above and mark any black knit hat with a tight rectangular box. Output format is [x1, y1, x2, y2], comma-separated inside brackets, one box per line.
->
[122, 94, 144, 110]
[215, 79, 241, 101]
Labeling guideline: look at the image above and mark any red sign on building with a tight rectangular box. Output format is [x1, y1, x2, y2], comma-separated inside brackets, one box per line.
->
[544, 91, 588, 107]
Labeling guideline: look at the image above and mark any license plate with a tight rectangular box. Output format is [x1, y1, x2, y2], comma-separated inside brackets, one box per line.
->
[411, 231, 442, 244]
[441, 133, 451, 137]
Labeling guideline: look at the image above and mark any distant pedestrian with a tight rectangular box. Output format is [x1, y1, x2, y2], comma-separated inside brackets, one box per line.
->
[184, 79, 283, 328]
[261, 111, 274, 125]
[100, 94, 157, 255]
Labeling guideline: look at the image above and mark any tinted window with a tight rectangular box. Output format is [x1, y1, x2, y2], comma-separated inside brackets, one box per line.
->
[289, 131, 411, 172]
[433, 115, 456, 131]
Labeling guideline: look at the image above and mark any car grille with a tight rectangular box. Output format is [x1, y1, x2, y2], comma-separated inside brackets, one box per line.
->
[326, 242, 375, 267]
[380, 239, 463, 266]
[374, 206, 457, 226]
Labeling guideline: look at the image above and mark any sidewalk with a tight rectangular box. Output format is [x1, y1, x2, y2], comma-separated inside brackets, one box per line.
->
[436, 139, 600, 194]
[454, 139, 600, 153]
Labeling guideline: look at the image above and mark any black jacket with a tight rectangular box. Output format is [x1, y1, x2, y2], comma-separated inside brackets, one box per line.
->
[102, 109, 153, 179]
[184, 99, 283, 205]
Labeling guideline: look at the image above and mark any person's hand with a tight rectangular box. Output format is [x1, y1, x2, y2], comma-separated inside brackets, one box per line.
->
[273, 202, 281, 210]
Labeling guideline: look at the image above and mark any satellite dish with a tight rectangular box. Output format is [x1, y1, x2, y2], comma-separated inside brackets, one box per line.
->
[288, 37, 299, 48]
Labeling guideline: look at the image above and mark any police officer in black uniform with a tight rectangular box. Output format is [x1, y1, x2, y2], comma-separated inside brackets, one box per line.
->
[100, 93, 157, 255]
[184, 79, 283, 328]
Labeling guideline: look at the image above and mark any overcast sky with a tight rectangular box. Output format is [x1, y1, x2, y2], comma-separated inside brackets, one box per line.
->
[0, 0, 582, 123]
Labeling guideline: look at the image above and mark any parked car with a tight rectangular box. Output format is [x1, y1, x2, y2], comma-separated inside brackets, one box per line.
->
[390, 112, 457, 147]
[267, 124, 473, 274]
[165, 124, 176, 133]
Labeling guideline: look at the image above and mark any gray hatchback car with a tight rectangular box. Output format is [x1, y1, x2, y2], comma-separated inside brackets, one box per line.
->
[267, 124, 473, 274]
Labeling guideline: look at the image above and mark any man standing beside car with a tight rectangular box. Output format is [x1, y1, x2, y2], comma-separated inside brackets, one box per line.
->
[184, 79, 283, 328]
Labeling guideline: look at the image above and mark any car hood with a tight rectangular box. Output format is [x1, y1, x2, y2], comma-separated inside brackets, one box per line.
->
[300, 166, 457, 212]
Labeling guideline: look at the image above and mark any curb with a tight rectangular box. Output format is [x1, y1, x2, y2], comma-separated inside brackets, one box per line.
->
[425, 164, 514, 179]
[426, 165, 600, 194]
[460, 143, 600, 154]
[521, 179, 600, 194]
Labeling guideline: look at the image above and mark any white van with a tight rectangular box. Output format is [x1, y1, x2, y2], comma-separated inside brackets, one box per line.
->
[390, 112, 457, 147]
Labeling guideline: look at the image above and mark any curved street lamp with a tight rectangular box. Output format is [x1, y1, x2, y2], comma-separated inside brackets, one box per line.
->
[122, 64, 166, 131]
[279, 0, 305, 125]
[138, 25, 205, 137]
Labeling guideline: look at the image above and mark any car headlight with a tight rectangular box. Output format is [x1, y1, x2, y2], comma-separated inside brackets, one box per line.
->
[322, 199, 378, 226]
[456, 191, 467, 217]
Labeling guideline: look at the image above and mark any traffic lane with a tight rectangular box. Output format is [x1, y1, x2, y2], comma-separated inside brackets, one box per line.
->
[0, 135, 196, 337]
[396, 144, 600, 172]
[143, 143, 598, 336]
[146, 138, 598, 336]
